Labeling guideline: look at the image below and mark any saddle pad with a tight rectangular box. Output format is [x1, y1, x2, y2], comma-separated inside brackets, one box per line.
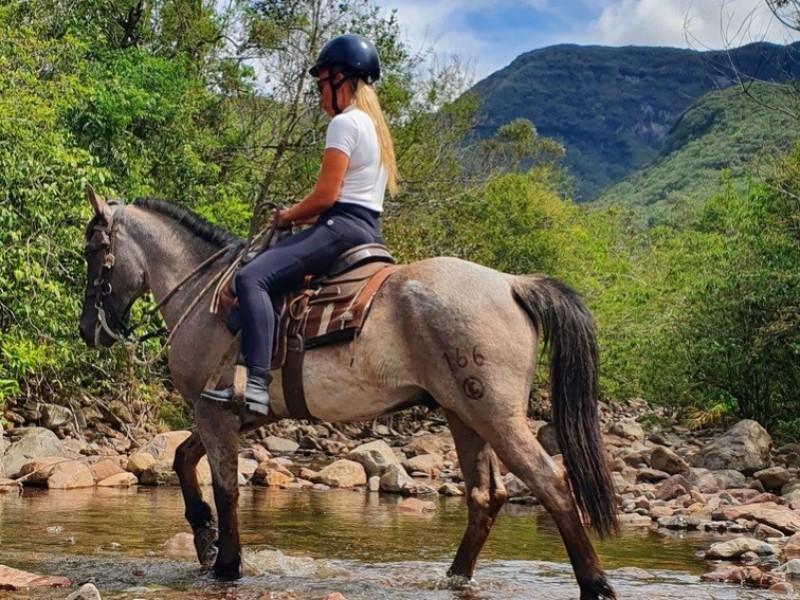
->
[271, 261, 397, 368]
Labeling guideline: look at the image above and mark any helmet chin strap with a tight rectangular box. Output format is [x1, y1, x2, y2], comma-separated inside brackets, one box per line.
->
[329, 75, 350, 115]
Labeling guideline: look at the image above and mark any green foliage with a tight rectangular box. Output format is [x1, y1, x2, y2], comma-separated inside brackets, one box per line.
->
[597, 82, 800, 228]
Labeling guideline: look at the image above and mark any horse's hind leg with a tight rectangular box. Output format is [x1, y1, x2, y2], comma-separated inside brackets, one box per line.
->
[444, 409, 507, 581]
[174, 431, 218, 568]
[478, 417, 616, 600]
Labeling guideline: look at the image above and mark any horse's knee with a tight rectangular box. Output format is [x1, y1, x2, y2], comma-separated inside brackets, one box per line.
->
[467, 487, 491, 512]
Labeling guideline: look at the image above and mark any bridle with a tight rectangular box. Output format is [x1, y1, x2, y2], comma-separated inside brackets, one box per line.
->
[84, 201, 234, 355]
[85, 202, 132, 346]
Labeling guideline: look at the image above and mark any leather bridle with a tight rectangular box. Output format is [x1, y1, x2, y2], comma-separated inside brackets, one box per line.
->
[84, 203, 133, 346]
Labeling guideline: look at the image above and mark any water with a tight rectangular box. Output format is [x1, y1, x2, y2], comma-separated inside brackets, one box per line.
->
[0, 487, 783, 599]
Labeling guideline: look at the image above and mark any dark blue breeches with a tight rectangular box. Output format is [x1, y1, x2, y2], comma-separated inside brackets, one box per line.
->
[234, 202, 382, 372]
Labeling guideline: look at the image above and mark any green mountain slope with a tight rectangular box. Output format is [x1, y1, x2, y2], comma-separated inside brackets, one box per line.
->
[595, 82, 800, 227]
[471, 42, 800, 200]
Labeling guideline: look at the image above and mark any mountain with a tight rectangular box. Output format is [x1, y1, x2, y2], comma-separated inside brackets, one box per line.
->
[470, 42, 800, 200]
[595, 81, 800, 227]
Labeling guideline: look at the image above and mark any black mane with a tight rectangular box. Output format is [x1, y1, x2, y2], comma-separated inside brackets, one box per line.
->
[133, 198, 240, 248]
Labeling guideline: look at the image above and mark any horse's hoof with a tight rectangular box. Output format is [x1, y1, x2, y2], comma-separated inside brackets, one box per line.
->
[213, 561, 242, 580]
[194, 527, 219, 568]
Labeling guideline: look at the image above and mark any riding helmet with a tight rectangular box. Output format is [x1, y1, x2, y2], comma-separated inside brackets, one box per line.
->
[309, 34, 381, 84]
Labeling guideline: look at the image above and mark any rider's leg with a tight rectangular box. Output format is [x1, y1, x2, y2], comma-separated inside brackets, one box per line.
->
[201, 211, 376, 413]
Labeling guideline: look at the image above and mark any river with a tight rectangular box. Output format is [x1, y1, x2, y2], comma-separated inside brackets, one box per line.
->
[0, 486, 779, 599]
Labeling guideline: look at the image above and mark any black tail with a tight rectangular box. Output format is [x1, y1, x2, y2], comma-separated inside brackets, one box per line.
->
[512, 275, 619, 538]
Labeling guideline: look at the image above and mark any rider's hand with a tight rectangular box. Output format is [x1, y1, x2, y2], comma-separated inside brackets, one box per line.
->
[273, 208, 293, 230]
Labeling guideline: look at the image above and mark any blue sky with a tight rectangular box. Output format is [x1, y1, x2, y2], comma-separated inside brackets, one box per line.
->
[374, 0, 797, 81]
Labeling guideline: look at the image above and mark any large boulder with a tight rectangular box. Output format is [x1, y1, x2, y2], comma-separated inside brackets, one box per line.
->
[607, 419, 645, 441]
[346, 440, 402, 478]
[649, 446, 689, 475]
[312, 459, 366, 488]
[696, 420, 772, 475]
[2, 427, 75, 478]
[0, 564, 70, 590]
[138, 430, 192, 463]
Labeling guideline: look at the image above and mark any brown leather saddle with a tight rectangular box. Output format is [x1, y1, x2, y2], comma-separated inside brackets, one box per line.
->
[268, 243, 397, 419]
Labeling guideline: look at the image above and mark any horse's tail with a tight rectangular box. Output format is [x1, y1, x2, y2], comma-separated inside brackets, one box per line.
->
[511, 275, 619, 538]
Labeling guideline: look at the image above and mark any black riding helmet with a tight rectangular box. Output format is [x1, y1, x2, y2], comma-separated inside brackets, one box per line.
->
[309, 34, 381, 84]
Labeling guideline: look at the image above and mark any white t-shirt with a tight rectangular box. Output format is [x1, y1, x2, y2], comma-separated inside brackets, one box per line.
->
[325, 106, 388, 213]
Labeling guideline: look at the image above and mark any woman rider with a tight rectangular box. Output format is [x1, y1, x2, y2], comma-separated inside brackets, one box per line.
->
[201, 34, 399, 417]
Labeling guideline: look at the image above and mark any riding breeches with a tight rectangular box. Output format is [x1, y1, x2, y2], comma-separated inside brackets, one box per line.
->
[234, 203, 383, 372]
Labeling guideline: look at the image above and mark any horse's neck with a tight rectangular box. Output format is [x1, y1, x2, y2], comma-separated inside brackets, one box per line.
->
[128, 207, 224, 329]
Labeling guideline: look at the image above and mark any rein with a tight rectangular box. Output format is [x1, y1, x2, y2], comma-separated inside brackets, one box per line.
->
[89, 201, 285, 365]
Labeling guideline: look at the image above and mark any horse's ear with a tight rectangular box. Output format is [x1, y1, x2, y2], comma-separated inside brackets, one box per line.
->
[86, 184, 108, 217]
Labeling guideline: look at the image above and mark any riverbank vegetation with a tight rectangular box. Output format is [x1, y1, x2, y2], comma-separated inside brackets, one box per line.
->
[1, 0, 799, 437]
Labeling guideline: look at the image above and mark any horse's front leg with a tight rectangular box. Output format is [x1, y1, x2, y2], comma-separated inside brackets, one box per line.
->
[174, 431, 218, 568]
[194, 400, 243, 579]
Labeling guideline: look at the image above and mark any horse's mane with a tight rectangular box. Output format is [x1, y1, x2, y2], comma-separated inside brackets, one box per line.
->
[132, 198, 240, 249]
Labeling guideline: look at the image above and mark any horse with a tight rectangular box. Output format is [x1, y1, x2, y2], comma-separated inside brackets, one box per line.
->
[78, 189, 619, 600]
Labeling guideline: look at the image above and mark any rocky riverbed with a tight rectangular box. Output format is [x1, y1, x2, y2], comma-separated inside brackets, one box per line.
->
[3, 397, 800, 596]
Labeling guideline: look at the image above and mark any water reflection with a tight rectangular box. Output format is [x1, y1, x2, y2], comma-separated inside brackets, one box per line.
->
[0, 487, 781, 599]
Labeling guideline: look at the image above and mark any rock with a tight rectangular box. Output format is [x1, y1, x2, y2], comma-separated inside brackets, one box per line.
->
[0, 478, 22, 493]
[2, 427, 73, 478]
[163, 532, 196, 559]
[701, 565, 783, 588]
[608, 419, 645, 441]
[713, 503, 800, 534]
[323, 594, 348, 600]
[536, 423, 560, 456]
[17, 457, 94, 489]
[504, 473, 529, 498]
[402, 433, 453, 458]
[403, 453, 444, 478]
[66, 582, 102, 600]
[396, 498, 436, 513]
[655, 474, 693, 501]
[649, 446, 689, 475]
[97, 472, 138, 487]
[705, 537, 777, 559]
[687, 468, 720, 493]
[0, 564, 70, 589]
[776, 559, 800, 579]
[783, 532, 800, 561]
[712, 469, 747, 490]
[346, 440, 402, 478]
[380, 463, 415, 493]
[252, 463, 294, 487]
[439, 482, 464, 496]
[138, 431, 192, 463]
[754, 467, 794, 493]
[697, 420, 772, 475]
[40, 403, 73, 429]
[262, 435, 300, 454]
[139, 461, 176, 486]
[636, 468, 670, 483]
[312, 460, 366, 488]
[88, 458, 126, 483]
[126, 452, 156, 476]
[618, 513, 652, 527]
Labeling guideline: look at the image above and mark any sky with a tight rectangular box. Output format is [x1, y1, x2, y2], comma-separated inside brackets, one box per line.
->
[373, 0, 798, 81]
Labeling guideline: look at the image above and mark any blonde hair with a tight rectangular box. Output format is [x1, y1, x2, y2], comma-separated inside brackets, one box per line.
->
[351, 80, 398, 196]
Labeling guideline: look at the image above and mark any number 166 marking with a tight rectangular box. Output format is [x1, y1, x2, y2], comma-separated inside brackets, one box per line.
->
[442, 346, 486, 372]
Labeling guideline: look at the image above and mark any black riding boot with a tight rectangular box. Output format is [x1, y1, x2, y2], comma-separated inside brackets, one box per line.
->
[201, 368, 271, 417]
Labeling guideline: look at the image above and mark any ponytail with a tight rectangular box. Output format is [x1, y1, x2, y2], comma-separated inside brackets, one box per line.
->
[352, 80, 398, 196]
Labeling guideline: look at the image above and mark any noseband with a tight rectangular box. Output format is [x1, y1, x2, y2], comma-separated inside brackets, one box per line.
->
[86, 203, 132, 346]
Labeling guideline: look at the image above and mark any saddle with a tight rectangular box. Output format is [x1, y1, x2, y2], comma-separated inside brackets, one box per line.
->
[225, 243, 397, 420]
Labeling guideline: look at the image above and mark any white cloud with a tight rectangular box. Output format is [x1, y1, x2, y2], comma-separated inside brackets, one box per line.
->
[588, 0, 793, 50]
[373, 0, 796, 81]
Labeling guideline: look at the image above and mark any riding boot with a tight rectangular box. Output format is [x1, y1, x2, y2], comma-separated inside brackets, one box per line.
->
[201, 368, 271, 417]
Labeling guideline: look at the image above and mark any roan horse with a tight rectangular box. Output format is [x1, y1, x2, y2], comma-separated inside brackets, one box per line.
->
[78, 189, 619, 599]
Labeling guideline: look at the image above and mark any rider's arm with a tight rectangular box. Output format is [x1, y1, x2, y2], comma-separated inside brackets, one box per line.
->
[278, 148, 348, 226]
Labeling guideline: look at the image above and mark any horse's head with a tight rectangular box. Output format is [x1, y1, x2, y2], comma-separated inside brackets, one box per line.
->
[79, 186, 148, 348]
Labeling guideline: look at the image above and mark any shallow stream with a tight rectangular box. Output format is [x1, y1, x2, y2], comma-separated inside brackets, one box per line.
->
[0, 486, 782, 599]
